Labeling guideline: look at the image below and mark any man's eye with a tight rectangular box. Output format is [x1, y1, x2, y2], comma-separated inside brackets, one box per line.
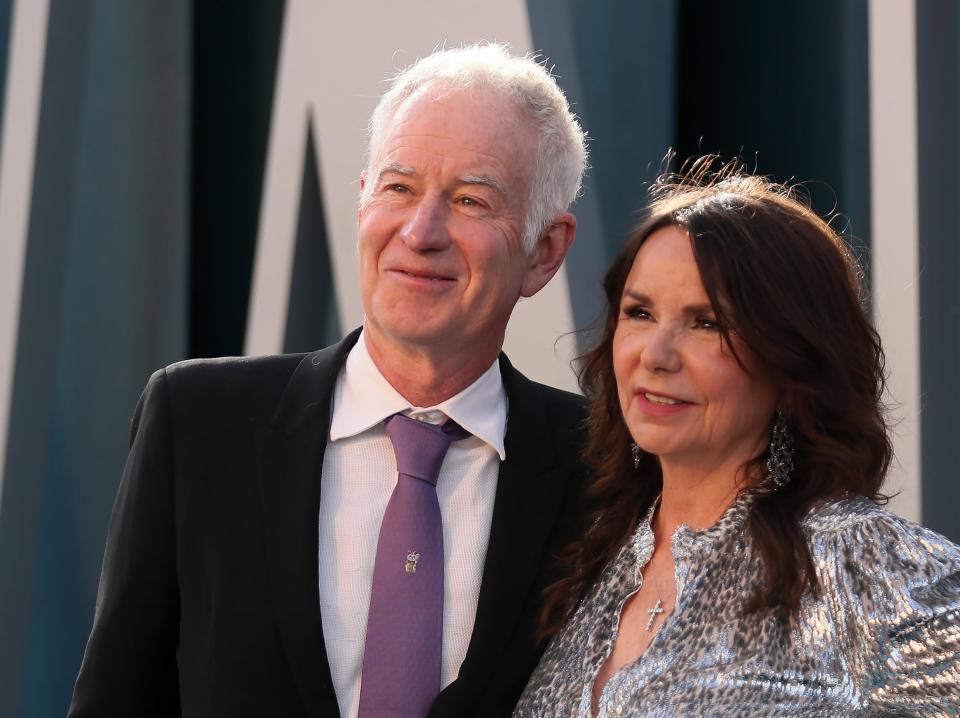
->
[457, 196, 482, 208]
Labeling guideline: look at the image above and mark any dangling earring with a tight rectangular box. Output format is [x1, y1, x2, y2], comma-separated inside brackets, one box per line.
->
[766, 410, 795, 488]
[631, 442, 642, 470]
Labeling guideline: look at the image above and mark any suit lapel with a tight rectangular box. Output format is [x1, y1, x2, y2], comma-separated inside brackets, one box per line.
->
[432, 356, 573, 713]
[252, 329, 361, 718]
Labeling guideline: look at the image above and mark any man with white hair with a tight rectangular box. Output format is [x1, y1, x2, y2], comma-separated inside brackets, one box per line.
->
[70, 44, 589, 718]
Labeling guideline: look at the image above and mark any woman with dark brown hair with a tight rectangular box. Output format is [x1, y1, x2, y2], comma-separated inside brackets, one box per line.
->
[514, 158, 960, 717]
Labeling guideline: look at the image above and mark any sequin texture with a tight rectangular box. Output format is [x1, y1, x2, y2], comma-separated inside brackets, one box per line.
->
[515, 496, 960, 717]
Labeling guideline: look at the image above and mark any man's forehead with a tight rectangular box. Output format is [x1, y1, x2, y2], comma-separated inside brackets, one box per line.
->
[369, 86, 535, 195]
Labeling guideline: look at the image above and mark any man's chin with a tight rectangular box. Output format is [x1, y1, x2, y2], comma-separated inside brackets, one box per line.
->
[366, 318, 463, 351]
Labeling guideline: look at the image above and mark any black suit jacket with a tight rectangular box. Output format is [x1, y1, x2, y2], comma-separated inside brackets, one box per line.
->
[69, 329, 587, 717]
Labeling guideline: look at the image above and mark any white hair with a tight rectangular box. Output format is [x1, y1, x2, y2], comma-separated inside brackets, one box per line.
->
[361, 43, 588, 253]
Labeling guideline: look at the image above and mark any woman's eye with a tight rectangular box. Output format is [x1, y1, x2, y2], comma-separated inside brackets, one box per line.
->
[621, 305, 651, 321]
[695, 317, 720, 331]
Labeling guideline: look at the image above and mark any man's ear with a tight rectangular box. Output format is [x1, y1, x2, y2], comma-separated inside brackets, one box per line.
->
[520, 213, 577, 298]
[358, 171, 368, 221]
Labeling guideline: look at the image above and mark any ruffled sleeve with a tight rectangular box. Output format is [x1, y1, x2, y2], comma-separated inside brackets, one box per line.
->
[807, 499, 960, 716]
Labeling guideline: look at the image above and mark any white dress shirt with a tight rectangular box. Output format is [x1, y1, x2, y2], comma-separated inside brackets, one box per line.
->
[318, 331, 506, 718]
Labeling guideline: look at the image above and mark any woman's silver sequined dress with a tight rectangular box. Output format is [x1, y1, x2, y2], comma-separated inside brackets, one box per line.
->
[514, 496, 960, 717]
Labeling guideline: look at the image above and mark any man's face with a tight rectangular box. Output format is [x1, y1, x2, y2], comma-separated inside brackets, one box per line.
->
[358, 85, 540, 361]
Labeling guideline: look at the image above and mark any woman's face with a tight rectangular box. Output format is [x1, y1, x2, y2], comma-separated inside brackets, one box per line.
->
[612, 225, 778, 472]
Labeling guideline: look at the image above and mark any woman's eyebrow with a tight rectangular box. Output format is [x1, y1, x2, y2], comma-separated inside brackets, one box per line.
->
[621, 289, 653, 304]
[621, 289, 715, 316]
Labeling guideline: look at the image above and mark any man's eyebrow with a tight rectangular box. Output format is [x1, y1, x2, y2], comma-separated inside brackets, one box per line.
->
[376, 161, 416, 183]
[374, 164, 507, 197]
[459, 174, 507, 197]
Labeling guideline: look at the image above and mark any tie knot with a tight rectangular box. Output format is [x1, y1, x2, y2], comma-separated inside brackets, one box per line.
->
[384, 414, 468, 485]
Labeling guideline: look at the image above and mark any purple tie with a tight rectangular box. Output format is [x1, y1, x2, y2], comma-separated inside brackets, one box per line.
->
[358, 414, 469, 718]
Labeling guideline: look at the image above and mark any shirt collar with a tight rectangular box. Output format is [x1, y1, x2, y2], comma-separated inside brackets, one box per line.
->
[329, 330, 507, 460]
[629, 492, 753, 599]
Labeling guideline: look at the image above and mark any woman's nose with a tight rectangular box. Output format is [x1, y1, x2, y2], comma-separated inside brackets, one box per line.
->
[640, 326, 681, 373]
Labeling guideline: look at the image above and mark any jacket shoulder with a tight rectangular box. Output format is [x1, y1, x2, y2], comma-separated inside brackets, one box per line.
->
[157, 353, 307, 410]
[504, 366, 587, 417]
[163, 352, 306, 387]
[530, 381, 588, 415]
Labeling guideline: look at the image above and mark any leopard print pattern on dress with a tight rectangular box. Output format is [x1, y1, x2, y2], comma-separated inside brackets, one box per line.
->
[514, 494, 960, 718]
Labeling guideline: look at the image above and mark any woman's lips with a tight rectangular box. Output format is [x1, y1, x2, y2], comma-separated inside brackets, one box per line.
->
[633, 389, 694, 417]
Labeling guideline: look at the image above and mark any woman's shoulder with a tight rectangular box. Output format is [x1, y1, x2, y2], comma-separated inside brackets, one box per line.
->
[802, 493, 955, 540]
[797, 496, 960, 712]
[801, 493, 913, 533]
[802, 494, 960, 562]
[801, 494, 960, 612]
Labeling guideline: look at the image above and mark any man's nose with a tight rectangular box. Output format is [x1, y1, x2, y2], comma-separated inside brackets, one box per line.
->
[640, 326, 682, 373]
[399, 196, 450, 252]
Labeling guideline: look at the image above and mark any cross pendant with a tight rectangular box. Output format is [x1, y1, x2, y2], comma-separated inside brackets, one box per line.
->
[645, 599, 664, 631]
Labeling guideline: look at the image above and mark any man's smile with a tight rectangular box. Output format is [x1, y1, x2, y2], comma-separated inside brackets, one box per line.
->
[386, 266, 457, 287]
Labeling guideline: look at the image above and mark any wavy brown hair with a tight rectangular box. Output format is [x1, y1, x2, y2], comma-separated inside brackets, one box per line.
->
[540, 157, 892, 636]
